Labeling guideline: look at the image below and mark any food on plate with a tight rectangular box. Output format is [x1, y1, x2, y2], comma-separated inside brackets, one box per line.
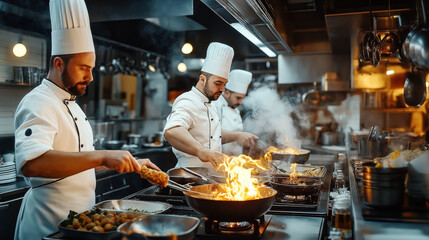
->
[153, 141, 162, 145]
[140, 165, 169, 187]
[59, 209, 137, 232]
[374, 149, 425, 168]
[123, 208, 163, 214]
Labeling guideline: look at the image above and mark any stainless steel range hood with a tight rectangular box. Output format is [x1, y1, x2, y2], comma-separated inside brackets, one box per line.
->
[201, 0, 293, 55]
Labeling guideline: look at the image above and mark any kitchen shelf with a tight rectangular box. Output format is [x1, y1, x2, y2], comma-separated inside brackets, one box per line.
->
[364, 107, 425, 113]
[0, 82, 36, 88]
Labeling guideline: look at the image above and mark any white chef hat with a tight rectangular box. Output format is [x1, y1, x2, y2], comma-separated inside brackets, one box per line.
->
[50, 0, 95, 55]
[201, 42, 234, 79]
[225, 69, 252, 94]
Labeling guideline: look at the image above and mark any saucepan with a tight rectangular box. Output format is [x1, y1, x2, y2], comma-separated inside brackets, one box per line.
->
[166, 167, 209, 185]
[269, 175, 324, 196]
[403, 68, 426, 107]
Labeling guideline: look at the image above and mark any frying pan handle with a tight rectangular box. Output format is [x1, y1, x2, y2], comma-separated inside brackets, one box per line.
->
[180, 166, 219, 184]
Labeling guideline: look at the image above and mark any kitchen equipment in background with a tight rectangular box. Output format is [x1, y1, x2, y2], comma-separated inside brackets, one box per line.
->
[104, 140, 125, 150]
[127, 134, 141, 145]
[13, 66, 23, 83]
[349, 130, 370, 149]
[407, 151, 429, 200]
[92, 121, 115, 149]
[269, 149, 311, 164]
[364, 91, 386, 108]
[0, 154, 16, 184]
[321, 72, 349, 91]
[167, 167, 209, 185]
[403, 67, 426, 107]
[380, 0, 400, 55]
[321, 131, 340, 146]
[358, 126, 389, 159]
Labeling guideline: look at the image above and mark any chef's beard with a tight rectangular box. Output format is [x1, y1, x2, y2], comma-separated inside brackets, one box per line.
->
[204, 80, 222, 101]
[61, 68, 89, 96]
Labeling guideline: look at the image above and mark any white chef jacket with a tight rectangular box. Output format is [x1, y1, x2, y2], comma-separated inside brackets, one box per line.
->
[213, 95, 243, 156]
[14, 79, 96, 240]
[163, 87, 222, 172]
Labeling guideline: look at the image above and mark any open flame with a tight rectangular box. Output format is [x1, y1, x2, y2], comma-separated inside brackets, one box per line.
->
[264, 146, 300, 160]
[213, 155, 267, 201]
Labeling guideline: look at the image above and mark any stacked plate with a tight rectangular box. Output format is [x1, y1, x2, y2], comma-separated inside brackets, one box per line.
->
[0, 161, 16, 184]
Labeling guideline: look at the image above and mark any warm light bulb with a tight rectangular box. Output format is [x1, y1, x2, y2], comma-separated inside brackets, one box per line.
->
[386, 70, 394, 75]
[177, 62, 187, 72]
[148, 64, 156, 72]
[13, 43, 27, 57]
[181, 43, 193, 54]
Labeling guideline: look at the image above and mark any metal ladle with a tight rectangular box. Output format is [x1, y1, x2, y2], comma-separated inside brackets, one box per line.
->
[403, 66, 427, 107]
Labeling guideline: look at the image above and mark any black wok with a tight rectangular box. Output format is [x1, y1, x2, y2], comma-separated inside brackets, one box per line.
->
[268, 149, 310, 164]
[269, 175, 324, 196]
[183, 184, 276, 221]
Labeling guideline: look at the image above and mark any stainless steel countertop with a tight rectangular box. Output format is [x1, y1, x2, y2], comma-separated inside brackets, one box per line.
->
[263, 215, 324, 240]
[347, 151, 429, 240]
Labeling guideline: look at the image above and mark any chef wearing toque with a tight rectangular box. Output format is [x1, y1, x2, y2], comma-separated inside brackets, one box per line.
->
[13, 0, 160, 239]
[213, 69, 252, 156]
[163, 42, 258, 172]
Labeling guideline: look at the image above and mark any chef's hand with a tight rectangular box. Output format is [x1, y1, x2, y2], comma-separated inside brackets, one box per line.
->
[196, 148, 226, 168]
[100, 150, 141, 173]
[236, 132, 259, 148]
[136, 158, 161, 171]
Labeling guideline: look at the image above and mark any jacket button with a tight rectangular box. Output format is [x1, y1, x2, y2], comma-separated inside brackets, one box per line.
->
[81, 144, 84, 148]
[219, 136, 222, 138]
[85, 118, 88, 121]
[211, 118, 213, 121]
[93, 143, 95, 146]
[210, 136, 213, 139]
[74, 117, 78, 121]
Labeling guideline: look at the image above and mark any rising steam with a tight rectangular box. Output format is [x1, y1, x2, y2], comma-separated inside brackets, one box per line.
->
[242, 86, 304, 152]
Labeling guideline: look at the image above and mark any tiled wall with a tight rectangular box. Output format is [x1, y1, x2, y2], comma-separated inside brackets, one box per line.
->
[0, 28, 47, 136]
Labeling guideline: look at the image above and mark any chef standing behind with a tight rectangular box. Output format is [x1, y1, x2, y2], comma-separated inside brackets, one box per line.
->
[163, 42, 258, 172]
[213, 69, 252, 156]
[13, 1, 160, 239]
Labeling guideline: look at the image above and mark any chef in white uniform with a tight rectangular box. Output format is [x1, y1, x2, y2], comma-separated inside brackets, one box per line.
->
[213, 69, 252, 156]
[14, 1, 159, 239]
[163, 43, 258, 172]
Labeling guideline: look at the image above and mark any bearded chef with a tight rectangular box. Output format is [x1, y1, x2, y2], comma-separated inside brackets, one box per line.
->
[213, 69, 252, 156]
[163, 42, 258, 172]
[13, 0, 160, 239]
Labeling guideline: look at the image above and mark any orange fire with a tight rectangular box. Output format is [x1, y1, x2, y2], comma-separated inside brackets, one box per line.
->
[213, 155, 267, 201]
[264, 146, 300, 160]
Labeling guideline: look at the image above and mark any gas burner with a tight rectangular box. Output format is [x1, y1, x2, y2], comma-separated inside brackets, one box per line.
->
[219, 221, 252, 231]
[275, 192, 319, 204]
[199, 215, 272, 239]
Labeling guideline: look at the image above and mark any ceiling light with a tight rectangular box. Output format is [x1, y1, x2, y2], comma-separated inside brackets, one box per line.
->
[148, 64, 156, 72]
[13, 43, 27, 57]
[177, 62, 187, 72]
[230, 23, 277, 58]
[386, 70, 394, 75]
[182, 43, 193, 54]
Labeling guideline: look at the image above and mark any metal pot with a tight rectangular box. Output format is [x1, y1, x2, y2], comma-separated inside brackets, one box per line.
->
[349, 130, 369, 150]
[127, 134, 142, 145]
[183, 184, 276, 221]
[321, 132, 340, 146]
[269, 149, 311, 164]
[269, 175, 324, 196]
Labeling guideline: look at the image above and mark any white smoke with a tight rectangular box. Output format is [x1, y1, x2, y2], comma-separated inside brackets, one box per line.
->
[242, 86, 303, 151]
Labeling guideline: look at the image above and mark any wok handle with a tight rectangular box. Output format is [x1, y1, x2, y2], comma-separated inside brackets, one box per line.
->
[180, 166, 219, 184]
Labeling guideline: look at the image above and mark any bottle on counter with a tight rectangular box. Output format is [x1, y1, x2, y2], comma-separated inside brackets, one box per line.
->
[335, 172, 346, 194]
[331, 193, 352, 239]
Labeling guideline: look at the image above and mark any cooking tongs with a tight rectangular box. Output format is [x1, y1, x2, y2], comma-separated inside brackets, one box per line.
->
[167, 179, 212, 198]
[180, 166, 219, 184]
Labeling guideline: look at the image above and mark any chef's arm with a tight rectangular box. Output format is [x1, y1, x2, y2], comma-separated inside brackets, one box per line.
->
[164, 126, 224, 167]
[20, 149, 158, 178]
[222, 130, 259, 147]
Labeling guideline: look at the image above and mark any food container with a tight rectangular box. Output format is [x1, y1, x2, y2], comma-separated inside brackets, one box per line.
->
[58, 209, 142, 240]
[362, 162, 407, 207]
[321, 132, 340, 146]
[117, 214, 200, 240]
[127, 134, 142, 145]
[349, 130, 369, 150]
[104, 140, 126, 150]
[94, 200, 172, 215]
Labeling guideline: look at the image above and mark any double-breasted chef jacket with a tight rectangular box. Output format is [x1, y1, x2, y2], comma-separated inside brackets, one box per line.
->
[213, 95, 244, 156]
[14, 79, 96, 240]
[164, 87, 222, 172]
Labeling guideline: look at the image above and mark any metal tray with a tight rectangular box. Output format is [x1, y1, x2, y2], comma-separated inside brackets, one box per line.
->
[93, 200, 172, 214]
[271, 161, 326, 178]
[117, 214, 200, 240]
[58, 210, 142, 240]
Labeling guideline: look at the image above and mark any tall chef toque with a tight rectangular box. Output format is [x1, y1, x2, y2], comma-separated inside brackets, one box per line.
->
[201, 42, 234, 79]
[225, 69, 252, 94]
[50, 0, 95, 55]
